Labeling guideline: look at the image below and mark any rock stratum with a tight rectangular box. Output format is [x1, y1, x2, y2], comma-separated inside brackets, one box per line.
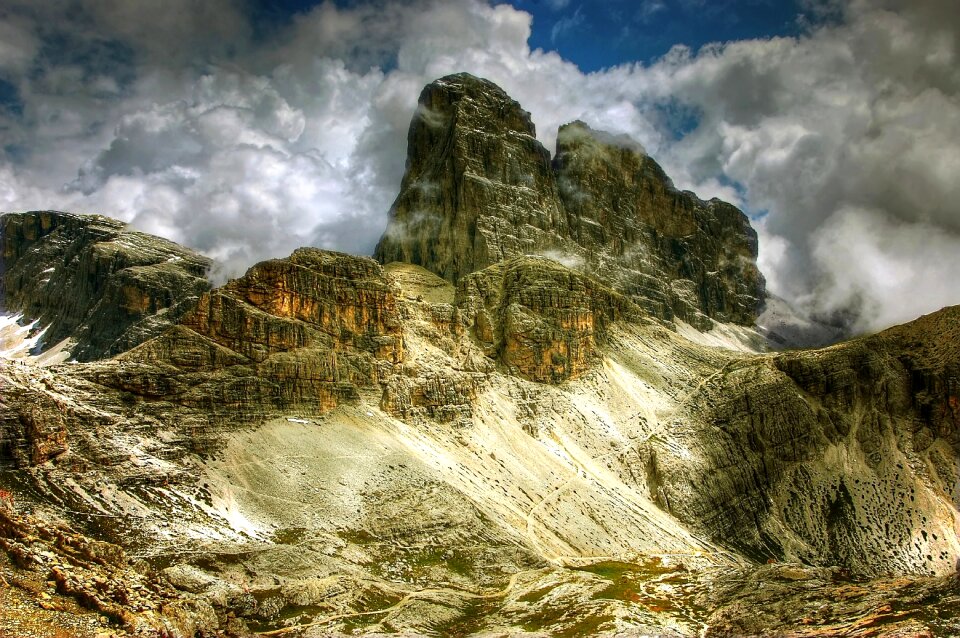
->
[0, 74, 958, 637]
[375, 74, 764, 329]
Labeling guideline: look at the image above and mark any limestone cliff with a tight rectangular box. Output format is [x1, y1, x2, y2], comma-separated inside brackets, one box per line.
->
[374, 73, 567, 283]
[375, 73, 765, 328]
[554, 121, 763, 326]
[646, 305, 960, 576]
[1, 210, 959, 636]
[0, 211, 211, 361]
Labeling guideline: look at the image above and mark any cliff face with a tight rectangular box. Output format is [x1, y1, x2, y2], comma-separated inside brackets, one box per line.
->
[554, 121, 764, 326]
[376, 73, 765, 328]
[0, 211, 211, 361]
[646, 306, 960, 576]
[374, 74, 567, 283]
[0, 76, 959, 637]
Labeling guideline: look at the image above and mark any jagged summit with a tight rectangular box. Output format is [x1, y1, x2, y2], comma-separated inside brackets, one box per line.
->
[374, 72, 567, 284]
[375, 73, 765, 329]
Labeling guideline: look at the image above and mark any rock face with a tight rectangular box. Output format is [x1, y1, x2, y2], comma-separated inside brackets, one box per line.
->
[118, 247, 403, 417]
[375, 73, 764, 328]
[374, 74, 567, 283]
[553, 121, 763, 326]
[647, 305, 960, 576]
[0, 211, 211, 361]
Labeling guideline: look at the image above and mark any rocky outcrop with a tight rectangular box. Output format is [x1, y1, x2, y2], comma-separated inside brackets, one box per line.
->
[554, 121, 764, 326]
[647, 305, 960, 576]
[0, 211, 211, 361]
[456, 256, 638, 383]
[0, 500, 241, 636]
[375, 74, 765, 328]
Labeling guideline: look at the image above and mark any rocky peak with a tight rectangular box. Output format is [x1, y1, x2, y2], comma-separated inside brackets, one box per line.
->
[374, 73, 568, 284]
[1, 210, 211, 361]
[375, 74, 765, 328]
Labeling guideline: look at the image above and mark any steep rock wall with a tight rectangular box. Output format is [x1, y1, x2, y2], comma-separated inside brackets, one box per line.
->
[375, 74, 765, 328]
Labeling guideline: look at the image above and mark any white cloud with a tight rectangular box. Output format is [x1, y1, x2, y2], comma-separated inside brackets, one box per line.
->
[550, 5, 585, 43]
[811, 207, 960, 332]
[0, 0, 957, 333]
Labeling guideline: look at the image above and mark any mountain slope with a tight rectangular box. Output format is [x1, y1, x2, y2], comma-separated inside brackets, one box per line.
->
[0, 73, 958, 637]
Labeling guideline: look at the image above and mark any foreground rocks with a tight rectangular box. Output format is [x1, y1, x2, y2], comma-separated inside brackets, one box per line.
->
[0, 497, 251, 637]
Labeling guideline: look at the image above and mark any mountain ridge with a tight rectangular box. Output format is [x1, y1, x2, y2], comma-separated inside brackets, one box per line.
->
[0, 73, 958, 637]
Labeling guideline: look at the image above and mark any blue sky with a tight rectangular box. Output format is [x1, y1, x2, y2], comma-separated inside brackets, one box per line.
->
[247, 0, 810, 70]
[1, 0, 958, 332]
[515, 0, 806, 70]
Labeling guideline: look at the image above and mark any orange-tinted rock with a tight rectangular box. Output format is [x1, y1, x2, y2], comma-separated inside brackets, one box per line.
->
[456, 256, 638, 383]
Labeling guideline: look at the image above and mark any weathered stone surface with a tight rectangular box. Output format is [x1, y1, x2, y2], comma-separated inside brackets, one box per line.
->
[456, 256, 638, 382]
[376, 74, 764, 327]
[375, 73, 568, 283]
[700, 562, 960, 637]
[647, 305, 960, 576]
[0, 378, 68, 466]
[0, 211, 211, 361]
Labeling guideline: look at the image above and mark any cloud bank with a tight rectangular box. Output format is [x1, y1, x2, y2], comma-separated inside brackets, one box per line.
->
[0, 0, 957, 332]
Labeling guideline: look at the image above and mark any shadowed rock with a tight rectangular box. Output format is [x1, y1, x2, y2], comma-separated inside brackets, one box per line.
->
[0, 210, 211, 361]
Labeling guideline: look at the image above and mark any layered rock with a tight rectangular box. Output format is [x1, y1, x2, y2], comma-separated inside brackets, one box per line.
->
[646, 305, 960, 576]
[456, 256, 638, 383]
[0, 211, 211, 361]
[0, 208, 958, 635]
[376, 74, 765, 328]
[117, 248, 403, 417]
[554, 121, 764, 326]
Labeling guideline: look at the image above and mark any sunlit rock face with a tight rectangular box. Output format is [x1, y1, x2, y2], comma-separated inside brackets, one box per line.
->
[376, 73, 765, 330]
[116, 248, 404, 417]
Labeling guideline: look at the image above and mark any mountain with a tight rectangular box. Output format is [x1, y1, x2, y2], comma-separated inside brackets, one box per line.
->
[1, 75, 958, 637]
[375, 73, 764, 330]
